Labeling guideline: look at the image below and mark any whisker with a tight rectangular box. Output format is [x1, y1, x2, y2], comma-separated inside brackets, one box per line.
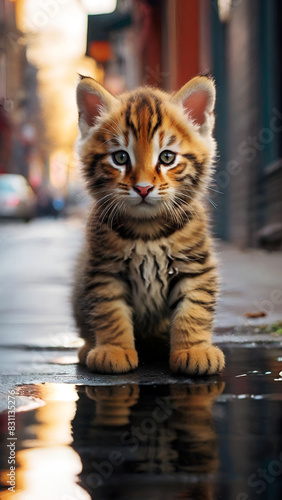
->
[99, 126, 120, 137]
[174, 191, 199, 220]
[204, 195, 218, 209]
[92, 192, 113, 207]
[174, 197, 198, 221]
[98, 195, 115, 213]
[100, 138, 118, 147]
[163, 201, 172, 223]
[108, 118, 124, 138]
[99, 197, 117, 228]
[90, 189, 112, 197]
[172, 199, 187, 223]
[165, 198, 184, 225]
[110, 196, 128, 230]
[86, 193, 113, 228]
[108, 199, 121, 231]
[163, 200, 175, 224]
[98, 127, 120, 142]
[207, 186, 223, 195]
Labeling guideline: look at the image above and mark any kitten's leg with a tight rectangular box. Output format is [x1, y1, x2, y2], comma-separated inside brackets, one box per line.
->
[76, 276, 138, 374]
[168, 264, 225, 376]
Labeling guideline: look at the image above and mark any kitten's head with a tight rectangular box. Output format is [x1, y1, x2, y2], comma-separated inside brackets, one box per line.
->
[76, 75, 216, 222]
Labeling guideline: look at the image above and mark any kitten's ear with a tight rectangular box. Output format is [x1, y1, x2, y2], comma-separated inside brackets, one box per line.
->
[171, 75, 216, 135]
[76, 76, 117, 137]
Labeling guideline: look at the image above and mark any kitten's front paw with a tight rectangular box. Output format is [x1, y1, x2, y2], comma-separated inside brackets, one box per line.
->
[86, 345, 138, 374]
[170, 344, 225, 376]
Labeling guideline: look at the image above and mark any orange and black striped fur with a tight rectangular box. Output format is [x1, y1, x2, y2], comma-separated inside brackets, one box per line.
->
[72, 75, 225, 375]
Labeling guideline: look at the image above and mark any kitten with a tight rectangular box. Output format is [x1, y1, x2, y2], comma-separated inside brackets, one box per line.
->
[72, 74, 225, 375]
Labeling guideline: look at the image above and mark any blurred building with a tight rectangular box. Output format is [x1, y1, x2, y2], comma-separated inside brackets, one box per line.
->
[0, 0, 20, 173]
[211, 0, 282, 249]
[1, 0, 100, 209]
[87, 0, 282, 249]
[0, 0, 46, 187]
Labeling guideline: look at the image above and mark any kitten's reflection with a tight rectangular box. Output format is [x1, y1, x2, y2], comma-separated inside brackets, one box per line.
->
[85, 385, 140, 427]
[72, 381, 224, 500]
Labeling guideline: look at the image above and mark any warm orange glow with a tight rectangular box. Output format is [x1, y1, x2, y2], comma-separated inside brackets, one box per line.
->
[49, 150, 68, 189]
[42, 383, 79, 403]
[14, 0, 100, 193]
[89, 41, 112, 63]
[7, 384, 90, 500]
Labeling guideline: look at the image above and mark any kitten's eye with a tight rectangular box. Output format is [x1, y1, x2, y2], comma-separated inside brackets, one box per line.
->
[112, 151, 129, 165]
[159, 150, 176, 165]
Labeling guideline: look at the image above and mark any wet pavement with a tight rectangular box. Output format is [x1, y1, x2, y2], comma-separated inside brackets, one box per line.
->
[0, 346, 282, 500]
[0, 219, 282, 499]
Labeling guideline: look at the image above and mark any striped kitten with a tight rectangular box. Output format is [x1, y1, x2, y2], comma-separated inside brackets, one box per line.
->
[73, 75, 225, 375]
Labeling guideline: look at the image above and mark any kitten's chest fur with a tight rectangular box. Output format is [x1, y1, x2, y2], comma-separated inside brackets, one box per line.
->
[126, 241, 173, 331]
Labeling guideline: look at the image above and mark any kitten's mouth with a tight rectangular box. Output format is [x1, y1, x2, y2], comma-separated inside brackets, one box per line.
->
[137, 198, 156, 208]
[128, 196, 160, 212]
[132, 198, 151, 206]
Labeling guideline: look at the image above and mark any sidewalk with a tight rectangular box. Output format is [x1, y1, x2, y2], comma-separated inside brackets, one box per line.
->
[215, 240, 282, 333]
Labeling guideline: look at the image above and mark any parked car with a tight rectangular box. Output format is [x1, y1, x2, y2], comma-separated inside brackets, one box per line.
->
[0, 174, 37, 221]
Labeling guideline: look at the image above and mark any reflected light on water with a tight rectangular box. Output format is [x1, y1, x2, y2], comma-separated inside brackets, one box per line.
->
[3, 384, 88, 500]
[42, 383, 79, 403]
[16, 447, 89, 500]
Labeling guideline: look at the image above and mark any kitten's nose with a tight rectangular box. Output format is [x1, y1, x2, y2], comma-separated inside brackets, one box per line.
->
[133, 184, 154, 199]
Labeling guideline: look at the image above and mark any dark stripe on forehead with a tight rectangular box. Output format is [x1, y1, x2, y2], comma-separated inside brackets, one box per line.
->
[135, 95, 154, 134]
[125, 102, 138, 139]
[150, 94, 163, 139]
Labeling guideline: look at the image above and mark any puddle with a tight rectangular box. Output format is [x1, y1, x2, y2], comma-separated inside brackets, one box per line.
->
[235, 370, 273, 378]
[0, 376, 281, 499]
[1, 347, 282, 499]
